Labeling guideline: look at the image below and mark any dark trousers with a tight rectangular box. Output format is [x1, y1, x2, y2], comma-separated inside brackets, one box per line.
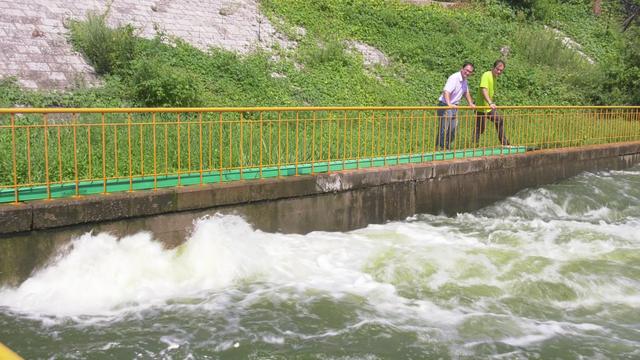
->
[436, 103, 457, 150]
[474, 110, 509, 145]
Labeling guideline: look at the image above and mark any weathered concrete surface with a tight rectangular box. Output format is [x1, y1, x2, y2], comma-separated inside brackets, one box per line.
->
[0, 0, 290, 90]
[1, 142, 640, 285]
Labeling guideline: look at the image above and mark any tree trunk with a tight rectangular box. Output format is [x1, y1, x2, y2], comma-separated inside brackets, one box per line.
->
[593, 0, 602, 16]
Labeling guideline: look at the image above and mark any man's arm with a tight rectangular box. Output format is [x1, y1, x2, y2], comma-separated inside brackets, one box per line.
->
[465, 90, 476, 109]
[443, 91, 457, 108]
[481, 88, 497, 110]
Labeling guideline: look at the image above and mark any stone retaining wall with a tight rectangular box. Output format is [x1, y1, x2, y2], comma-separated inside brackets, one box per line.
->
[0, 0, 288, 90]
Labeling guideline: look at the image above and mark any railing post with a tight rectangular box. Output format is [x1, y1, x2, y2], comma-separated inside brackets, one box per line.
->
[11, 113, 18, 204]
[44, 113, 50, 200]
[101, 112, 107, 194]
[177, 113, 182, 186]
[73, 113, 79, 197]
[128, 112, 133, 192]
[199, 112, 203, 185]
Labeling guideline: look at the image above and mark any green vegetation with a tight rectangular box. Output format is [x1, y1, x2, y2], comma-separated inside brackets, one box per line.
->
[0, 0, 638, 107]
[67, 10, 136, 76]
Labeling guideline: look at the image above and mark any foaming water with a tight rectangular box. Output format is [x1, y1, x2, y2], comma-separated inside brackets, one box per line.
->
[1, 166, 639, 358]
[0, 215, 395, 317]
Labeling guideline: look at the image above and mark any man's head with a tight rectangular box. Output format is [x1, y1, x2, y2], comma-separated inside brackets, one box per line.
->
[461, 62, 474, 79]
[492, 60, 505, 77]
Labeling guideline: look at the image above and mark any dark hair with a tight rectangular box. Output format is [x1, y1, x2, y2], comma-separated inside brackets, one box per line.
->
[493, 59, 505, 68]
[462, 61, 474, 69]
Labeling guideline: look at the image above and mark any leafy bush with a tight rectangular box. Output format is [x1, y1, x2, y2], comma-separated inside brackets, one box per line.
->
[67, 11, 136, 75]
[300, 40, 349, 67]
[502, 0, 557, 20]
[595, 27, 640, 105]
[129, 57, 203, 107]
[514, 28, 586, 69]
[621, 28, 640, 104]
[0, 77, 25, 107]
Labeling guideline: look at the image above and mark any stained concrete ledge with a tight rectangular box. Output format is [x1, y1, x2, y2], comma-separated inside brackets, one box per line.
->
[1, 142, 640, 237]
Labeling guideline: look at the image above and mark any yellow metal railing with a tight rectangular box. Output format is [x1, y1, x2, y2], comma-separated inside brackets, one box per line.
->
[0, 342, 22, 360]
[1, 106, 639, 203]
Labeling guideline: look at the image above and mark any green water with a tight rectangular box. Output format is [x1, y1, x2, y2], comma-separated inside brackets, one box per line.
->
[1, 166, 639, 359]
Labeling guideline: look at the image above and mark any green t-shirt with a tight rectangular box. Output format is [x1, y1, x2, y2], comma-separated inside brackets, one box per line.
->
[478, 70, 495, 113]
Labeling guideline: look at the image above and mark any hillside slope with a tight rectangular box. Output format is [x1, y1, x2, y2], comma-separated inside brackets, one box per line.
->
[0, 0, 637, 107]
[0, 0, 287, 90]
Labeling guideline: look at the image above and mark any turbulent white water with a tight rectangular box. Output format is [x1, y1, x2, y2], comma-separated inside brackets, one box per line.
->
[1, 166, 639, 358]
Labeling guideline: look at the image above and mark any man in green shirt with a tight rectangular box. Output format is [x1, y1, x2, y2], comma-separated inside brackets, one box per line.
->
[474, 60, 509, 145]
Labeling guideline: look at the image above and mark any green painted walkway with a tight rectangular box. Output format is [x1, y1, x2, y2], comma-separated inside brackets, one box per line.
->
[0, 147, 526, 203]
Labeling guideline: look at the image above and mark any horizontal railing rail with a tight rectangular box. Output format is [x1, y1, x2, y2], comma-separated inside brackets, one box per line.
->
[1, 106, 639, 203]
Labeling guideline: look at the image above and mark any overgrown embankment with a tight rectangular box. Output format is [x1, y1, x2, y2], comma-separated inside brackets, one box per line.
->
[0, 0, 638, 107]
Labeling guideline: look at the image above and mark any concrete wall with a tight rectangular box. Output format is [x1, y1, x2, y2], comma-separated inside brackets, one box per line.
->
[1, 142, 640, 285]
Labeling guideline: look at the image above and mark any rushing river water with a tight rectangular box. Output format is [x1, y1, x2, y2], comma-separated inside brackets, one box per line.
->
[1, 166, 640, 359]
